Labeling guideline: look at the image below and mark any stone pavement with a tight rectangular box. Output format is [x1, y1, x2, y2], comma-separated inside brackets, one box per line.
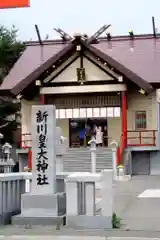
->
[113, 175, 160, 231]
[1, 226, 160, 238]
[0, 236, 159, 240]
[0, 237, 105, 240]
[1, 176, 160, 238]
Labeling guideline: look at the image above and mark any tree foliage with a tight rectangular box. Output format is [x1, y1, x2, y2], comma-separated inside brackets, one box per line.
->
[0, 25, 25, 142]
[0, 25, 25, 82]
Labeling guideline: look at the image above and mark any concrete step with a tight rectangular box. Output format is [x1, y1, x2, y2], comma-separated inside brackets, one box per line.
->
[63, 148, 113, 172]
[64, 159, 112, 161]
[63, 163, 112, 167]
[64, 158, 111, 159]
[65, 152, 112, 156]
[64, 155, 112, 158]
[63, 160, 112, 163]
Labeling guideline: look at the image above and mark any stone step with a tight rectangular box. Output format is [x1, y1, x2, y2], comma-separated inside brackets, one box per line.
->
[63, 164, 112, 168]
[64, 155, 112, 159]
[64, 153, 112, 156]
[64, 167, 112, 171]
[63, 154, 112, 158]
[66, 151, 112, 154]
[63, 161, 112, 165]
[63, 164, 112, 167]
[63, 160, 112, 163]
[63, 148, 113, 172]
[63, 158, 112, 161]
[65, 152, 112, 156]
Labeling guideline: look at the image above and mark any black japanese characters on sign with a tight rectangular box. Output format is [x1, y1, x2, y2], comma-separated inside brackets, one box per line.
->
[36, 110, 49, 185]
[36, 110, 48, 134]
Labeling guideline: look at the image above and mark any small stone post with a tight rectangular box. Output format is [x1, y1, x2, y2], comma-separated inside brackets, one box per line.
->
[56, 127, 66, 173]
[66, 171, 113, 229]
[88, 137, 97, 173]
[110, 140, 119, 181]
[100, 169, 113, 228]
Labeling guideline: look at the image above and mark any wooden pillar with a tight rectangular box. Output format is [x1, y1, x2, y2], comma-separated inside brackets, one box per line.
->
[121, 91, 127, 147]
[28, 149, 32, 170]
[40, 94, 45, 104]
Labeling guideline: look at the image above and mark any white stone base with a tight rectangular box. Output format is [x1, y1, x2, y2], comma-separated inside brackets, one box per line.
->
[12, 192, 66, 226]
[67, 215, 112, 229]
[116, 175, 131, 181]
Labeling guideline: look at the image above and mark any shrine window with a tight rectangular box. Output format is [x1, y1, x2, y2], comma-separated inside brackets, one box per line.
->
[135, 111, 147, 129]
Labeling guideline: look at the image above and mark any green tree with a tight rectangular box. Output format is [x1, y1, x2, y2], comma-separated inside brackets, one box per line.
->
[0, 25, 25, 143]
[0, 25, 25, 81]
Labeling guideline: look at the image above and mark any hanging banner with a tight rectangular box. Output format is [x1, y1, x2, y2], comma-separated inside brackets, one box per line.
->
[0, 0, 30, 8]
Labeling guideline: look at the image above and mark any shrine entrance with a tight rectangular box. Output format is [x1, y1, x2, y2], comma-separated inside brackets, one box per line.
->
[69, 118, 108, 148]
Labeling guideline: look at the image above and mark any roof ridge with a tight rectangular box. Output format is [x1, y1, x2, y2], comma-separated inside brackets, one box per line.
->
[24, 33, 160, 46]
[98, 34, 160, 42]
[24, 39, 70, 46]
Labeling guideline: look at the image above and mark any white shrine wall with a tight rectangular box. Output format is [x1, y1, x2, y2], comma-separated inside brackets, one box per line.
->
[20, 91, 157, 147]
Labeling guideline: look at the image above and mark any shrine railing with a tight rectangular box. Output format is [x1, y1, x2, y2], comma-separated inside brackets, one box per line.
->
[20, 130, 157, 150]
[127, 130, 156, 146]
[0, 173, 26, 224]
[0, 172, 69, 225]
[20, 133, 109, 148]
[116, 130, 157, 165]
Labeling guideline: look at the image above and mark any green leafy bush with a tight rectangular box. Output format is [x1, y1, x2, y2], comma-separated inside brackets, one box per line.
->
[112, 212, 121, 228]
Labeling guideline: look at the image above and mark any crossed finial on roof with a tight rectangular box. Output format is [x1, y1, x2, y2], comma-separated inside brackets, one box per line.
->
[34, 24, 111, 45]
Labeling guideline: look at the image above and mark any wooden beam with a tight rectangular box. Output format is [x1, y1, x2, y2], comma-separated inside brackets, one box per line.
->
[35, 25, 43, 45]
[40, 84, 127, 95]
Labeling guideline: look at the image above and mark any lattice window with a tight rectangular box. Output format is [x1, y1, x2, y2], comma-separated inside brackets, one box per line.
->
[135, 111, 147, 129]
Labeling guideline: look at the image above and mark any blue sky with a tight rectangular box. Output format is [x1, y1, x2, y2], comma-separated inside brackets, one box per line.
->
[0, 0, 159, 41]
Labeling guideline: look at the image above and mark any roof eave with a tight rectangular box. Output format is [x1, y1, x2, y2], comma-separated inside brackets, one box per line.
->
[11, 40, 79, 96]
[84, 42, 153, 94]
[0, 89, 15, 97]
[2, 37, 154, 96]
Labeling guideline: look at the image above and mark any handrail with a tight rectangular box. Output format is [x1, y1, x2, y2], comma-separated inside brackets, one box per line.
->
[117, 130, 156, 164]
[127, 130, 155, 132]
[127, 130, 156, 146]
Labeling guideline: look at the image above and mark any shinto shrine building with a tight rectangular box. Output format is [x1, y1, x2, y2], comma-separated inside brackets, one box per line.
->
[1, 30, 160, 174]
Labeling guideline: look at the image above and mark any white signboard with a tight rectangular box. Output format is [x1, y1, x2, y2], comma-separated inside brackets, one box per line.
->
[31, 105, 56, 195]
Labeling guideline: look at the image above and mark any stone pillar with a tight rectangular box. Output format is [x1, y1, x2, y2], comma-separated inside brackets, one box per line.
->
[56, 127, 65, 173]
[112, 148, 117, 181]
[101, 169, 113, 225]
[31, 105, 56, 194]
[88, 137, 97, 173]
[12, 105, 66, 226]
[85, 183, 95, 216]
[110, 141, 118, 180]
[66, 181, 78, 216]
[66, 172, 112, 229]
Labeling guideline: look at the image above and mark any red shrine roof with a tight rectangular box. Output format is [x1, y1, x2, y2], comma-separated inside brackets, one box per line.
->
[1, 34, 160, 95]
